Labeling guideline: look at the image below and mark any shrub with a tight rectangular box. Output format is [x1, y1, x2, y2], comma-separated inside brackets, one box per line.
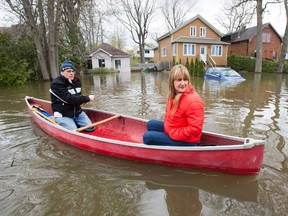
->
[0, 33, 32, 85]
[0, 60, 31, 86]
[227, 54, 278, 73]
[91, 67, 118, 73]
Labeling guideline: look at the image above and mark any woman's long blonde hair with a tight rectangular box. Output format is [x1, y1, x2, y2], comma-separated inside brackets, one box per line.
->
[167, 64, 191, 111]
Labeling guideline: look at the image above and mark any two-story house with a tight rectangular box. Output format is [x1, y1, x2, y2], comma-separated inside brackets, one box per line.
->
[221, 23, 282, 60]
[135, 47, 155, 62]
[154, 14, 230, 70]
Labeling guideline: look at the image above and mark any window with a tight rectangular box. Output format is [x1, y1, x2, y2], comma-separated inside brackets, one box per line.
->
[161, 47, 167, 57]
[263, 33, 271, 43]
[145, 49, 150, 54]
[183, 44, 196, 56]
[172, 44, 177, 56]
[211, 45, 223, 56]
[190, 26, 196, 36]
[200, 27, 206, 37]
[115, 60, 121, 69]
[98, 59, 105, 67]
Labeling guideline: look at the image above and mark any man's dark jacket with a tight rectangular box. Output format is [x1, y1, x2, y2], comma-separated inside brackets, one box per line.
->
[50, 75, 90, 118]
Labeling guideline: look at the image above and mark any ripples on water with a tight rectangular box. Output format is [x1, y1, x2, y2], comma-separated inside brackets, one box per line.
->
[0, 72, 288, 215]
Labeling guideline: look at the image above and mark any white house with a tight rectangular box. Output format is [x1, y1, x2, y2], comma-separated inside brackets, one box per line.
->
[135, 47, 155, 62]
[90, 43, 131, 73]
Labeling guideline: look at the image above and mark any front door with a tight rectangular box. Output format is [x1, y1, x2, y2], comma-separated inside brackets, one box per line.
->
[200, 45, 207, 62]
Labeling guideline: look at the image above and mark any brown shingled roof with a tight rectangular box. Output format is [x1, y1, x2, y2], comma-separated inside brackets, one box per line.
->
[0, 24, 30, 40]
[222, 23, 282, 43]
[92, 43, 130, 57]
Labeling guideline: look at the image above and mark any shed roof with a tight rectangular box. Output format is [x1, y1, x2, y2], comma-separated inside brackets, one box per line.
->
[90, 43, 130, 57]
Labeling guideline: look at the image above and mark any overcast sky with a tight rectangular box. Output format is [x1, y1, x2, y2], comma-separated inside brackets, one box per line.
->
[1, 0, 286, 45]
[197, 0, 286, 36]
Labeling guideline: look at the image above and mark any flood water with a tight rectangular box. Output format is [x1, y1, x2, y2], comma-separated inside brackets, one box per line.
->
[0, 70, 287, 215]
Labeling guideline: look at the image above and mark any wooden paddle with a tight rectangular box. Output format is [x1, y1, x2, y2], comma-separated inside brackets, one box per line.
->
[31, 107, 58, 125]
[76, 114, 121, 132]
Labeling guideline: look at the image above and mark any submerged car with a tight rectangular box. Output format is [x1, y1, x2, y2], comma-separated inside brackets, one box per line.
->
[204, 67, 245, 82]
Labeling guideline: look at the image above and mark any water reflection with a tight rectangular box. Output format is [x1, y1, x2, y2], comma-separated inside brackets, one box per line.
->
[0, 71, 288, 215]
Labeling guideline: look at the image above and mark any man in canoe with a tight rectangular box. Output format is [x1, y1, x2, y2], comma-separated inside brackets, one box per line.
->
[49, 60, 95, 131]
[143, 64, 204, 146]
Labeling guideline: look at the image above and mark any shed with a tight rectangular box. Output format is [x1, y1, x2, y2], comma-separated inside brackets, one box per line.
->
[90, 43, 131, 72]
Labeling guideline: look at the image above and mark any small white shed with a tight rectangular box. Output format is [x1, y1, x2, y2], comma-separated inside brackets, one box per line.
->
[90, 43, 131, 73]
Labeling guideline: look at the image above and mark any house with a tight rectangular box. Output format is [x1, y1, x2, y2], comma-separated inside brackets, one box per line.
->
[154, 14, 230, 70]
[0, 24, 31, 40]
[89, 43, 131, 73]
[221, 23, 282, 60]
[135, 47, 155, 62]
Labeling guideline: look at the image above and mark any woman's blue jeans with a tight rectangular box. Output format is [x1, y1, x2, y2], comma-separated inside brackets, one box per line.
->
[143, 120, 197, 146]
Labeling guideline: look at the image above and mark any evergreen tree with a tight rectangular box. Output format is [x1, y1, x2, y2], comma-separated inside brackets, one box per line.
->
[185, 57, 190, 72]
[189, 58, 195, 77]
[0, 33, 31, 85]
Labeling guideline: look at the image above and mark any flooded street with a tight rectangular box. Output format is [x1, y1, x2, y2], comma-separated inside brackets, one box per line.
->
[0, 71, 287, 215]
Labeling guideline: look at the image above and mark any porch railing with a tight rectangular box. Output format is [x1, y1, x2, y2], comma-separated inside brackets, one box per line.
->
[207, 54, 216, 68]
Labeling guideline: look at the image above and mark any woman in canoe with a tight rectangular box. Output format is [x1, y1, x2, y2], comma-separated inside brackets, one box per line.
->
[143, 64, 204, 146]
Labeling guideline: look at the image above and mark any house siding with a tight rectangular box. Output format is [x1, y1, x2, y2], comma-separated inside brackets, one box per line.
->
[91, 51, 111, 68]
[228, 41, 249, 56]
[172, 19, 220, 40]
[158, 36, 172, 62]
[262, 26, 282, 59]
[114, 57, 131, 72]
[90, 43, 131, 73]
[154, 48, 159, 62]
[156, 15, 229, 69]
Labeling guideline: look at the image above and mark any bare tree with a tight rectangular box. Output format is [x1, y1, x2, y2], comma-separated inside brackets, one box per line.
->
[160, 0, 197, 31]
[80, 0, 110, 52]
[62, 0, 87, 64]
[277, 0, 288, 73]
[3, 0, 86, 80]
[216, 0, 256, 33]
[255, 0, 282, 72]
[4, 0, 63, 80]
[232, 0, 281, 73]
[110, 0, 157, 63]
[109, 26, 127, 50]
[255, 0, 264, 72]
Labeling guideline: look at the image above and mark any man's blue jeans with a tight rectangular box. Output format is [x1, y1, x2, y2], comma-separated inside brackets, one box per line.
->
[143, 120, 197, 146]
[55, 111, 93, 131]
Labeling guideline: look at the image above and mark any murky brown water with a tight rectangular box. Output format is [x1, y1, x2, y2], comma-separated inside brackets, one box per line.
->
[0, 71, 287, 215]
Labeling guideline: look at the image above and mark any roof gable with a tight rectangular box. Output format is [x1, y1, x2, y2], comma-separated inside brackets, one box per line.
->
[157, 14, 222, 41]
[171, 14, 223, 36]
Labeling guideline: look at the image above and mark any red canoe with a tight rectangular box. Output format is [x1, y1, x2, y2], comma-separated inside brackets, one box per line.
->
[25, 96, 265, 174]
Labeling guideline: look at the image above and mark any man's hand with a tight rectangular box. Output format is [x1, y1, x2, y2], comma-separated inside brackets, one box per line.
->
[89, 95, 95, 101]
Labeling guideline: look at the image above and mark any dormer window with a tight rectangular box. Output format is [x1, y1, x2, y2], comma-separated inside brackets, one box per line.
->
[200, 27, 206, 37]
[190, 26, 196, 36]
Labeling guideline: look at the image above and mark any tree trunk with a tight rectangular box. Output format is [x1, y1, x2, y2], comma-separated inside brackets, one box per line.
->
[277, 0, 288, 73]
[47, 0, 59, 79]
[32, 30, 51, 80]
[255, 0, 263, 72]
[22, 0, 51, 80]
[139, 32, 145, 63]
